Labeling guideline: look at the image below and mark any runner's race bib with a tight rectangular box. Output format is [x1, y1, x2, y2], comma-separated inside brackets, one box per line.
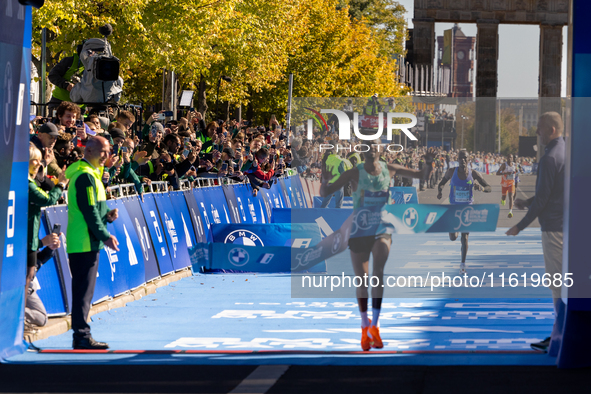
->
[363, 190, 390, 206]
[454, 188, 471, 203]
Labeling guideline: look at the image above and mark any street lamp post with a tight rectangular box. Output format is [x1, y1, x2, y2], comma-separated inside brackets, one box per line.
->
[461, 115, 469, 150]
[215, 75, 232, 120]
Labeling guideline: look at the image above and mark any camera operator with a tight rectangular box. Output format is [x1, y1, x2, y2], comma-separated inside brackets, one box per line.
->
[46, 45, 89, 116]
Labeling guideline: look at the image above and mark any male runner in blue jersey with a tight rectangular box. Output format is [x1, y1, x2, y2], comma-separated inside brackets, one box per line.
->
[437, 149, 492, 274]
[320, 140, 433, 351]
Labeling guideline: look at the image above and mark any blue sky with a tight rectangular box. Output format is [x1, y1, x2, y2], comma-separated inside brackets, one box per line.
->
[396, 0, 568, 98]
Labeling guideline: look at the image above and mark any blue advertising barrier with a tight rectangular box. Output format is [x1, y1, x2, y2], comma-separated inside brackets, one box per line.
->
[211, 223, 323, 248]
[290, 175, 308, 208]
[313, 187, 418, 208]
[282, 177, 295, 208]
[199, 243, 294, 273]
[45, 204, 113, 305]
[100, 199, 146, 296]
[256, 189, 273, 223]
[277, 179, 293, 209]
[231, 184, 261, 224]
[182, 190, 208, 243]
[191, 187, 215, 240]
[170, 191, 199, 266]
[221, 184, 243, 223]
[139, 193, 175, 275]
[272, 208, 351, 239]
[0, 2, 32, 360]
[200, 222, 325, 273]
[153, 193, 191, 270]
[390, 186, 419, 204]
[313, 196, 354, 209]
[203, 186, 233, 224]
[35, 214, 67, 316]
[44, 206, 74, 312]
[558, 0, 591, 368]
[262, 181, 287, 213]
[123, 196, 160, 282]
[350, 204, 499, 238]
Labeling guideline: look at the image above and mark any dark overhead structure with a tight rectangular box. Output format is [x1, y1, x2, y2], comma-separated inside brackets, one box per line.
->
[413, 0, 568, 152]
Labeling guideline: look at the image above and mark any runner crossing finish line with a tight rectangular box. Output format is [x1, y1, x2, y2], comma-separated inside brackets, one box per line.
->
[318, 139, 433, 351]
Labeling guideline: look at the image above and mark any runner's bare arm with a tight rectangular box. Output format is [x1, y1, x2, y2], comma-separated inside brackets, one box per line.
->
[437, 168, 454, 195]
[389, 153, 434, 180]
[472, 170, 492, 192]
[320, 168, 359, 197]
[387, 163, 422, 179]
[496, 163, 506, 176]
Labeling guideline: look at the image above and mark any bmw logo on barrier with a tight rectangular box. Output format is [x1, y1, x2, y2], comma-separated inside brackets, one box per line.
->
[402, 207, 418, 229]
[228, 247, 249, 267]
[224, 229, 264, 246]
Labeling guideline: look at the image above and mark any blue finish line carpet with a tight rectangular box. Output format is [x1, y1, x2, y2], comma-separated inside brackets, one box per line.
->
[8, 229, 557, 366]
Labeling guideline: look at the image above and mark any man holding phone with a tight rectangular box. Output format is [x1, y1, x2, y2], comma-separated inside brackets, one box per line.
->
[65, 136, 119, 349]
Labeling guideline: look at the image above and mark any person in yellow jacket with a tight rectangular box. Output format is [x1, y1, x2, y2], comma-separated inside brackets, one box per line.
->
[320, 144, 351, 208]
[65, 136, 119, 350]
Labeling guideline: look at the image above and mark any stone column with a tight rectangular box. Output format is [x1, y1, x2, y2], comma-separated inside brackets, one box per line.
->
[412, 18, 435, 92]
[475, 20, 499, 153]
[538, 23, 564, 159]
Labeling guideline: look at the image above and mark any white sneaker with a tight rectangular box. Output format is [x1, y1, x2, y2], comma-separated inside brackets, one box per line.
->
[459, 262, 466, 274]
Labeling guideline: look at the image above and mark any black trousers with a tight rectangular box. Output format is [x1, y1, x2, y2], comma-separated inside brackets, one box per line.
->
[68, 251, 100, 341]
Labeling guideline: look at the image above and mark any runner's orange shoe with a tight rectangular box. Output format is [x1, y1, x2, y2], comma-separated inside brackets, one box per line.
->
[368, 325, 383, 349]
[361, 319, 372, 351]
[361, 326, 371, 351]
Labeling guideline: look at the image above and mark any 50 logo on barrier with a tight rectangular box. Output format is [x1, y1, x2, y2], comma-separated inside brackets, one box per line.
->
[454, 206, 489, 231]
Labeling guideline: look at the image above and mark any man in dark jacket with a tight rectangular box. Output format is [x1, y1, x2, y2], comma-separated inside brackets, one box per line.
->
[506, 112, 565, 355]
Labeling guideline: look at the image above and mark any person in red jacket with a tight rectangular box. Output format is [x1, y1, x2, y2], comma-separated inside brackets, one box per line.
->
[245, 147, 283, 195]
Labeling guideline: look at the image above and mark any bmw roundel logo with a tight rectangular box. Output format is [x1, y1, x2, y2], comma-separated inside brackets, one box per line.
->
[224, 229, 264, 246]
[332, 232, 342, 254]
[228, 247, 249, 267]
[402, 208, 419, 229]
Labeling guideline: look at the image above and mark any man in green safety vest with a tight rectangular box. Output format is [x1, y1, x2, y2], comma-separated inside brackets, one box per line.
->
[320, 144, 351, 208]
[363, 94, 382, 116]
[65, 136, 119, 349]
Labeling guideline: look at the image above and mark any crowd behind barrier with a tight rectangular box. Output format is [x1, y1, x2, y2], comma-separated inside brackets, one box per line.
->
[35, 173, 307, 317]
